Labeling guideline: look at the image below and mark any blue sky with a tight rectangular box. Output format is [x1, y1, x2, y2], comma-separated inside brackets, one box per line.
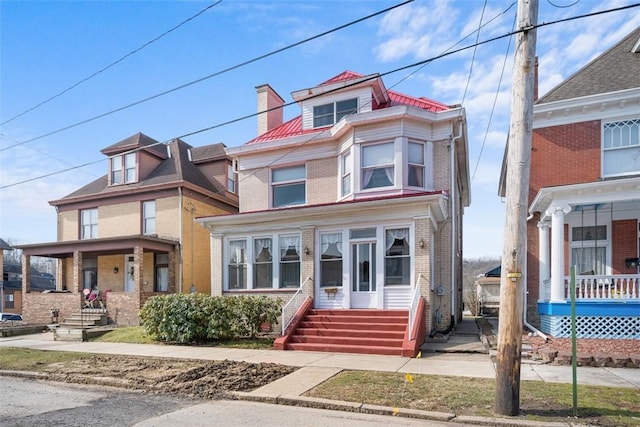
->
[1, 0, 639, 258]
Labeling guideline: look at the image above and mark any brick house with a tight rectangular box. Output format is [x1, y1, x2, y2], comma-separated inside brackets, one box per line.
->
[507, 27, 640, 339]
[16, 133, 238, 325]
[197, 71, 470, 355]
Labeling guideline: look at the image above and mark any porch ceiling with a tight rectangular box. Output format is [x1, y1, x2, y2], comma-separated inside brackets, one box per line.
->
[15, 235, 179, 258]
[531, 176, 640, 221]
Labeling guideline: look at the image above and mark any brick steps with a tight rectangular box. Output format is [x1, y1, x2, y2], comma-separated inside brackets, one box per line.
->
[284, 309, 409, 356]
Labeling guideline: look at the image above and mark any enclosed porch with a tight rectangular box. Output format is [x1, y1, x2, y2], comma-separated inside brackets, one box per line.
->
[531, 178, 640, 339]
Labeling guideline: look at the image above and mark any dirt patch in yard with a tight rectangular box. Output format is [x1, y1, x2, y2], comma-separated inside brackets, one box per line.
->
[40, 354, 297, 399]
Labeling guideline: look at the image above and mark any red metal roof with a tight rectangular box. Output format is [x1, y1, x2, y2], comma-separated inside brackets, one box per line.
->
[247, 71, 451, 145]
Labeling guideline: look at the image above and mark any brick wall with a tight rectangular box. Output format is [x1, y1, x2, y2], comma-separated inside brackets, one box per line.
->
[23, 292, 82, 324]
[612, 219, 639, 274]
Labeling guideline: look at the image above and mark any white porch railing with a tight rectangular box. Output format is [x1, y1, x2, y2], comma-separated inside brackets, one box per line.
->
[281, 277, 313, 335]
[564, 274, 640, 300]
[408, 274, 424, 338]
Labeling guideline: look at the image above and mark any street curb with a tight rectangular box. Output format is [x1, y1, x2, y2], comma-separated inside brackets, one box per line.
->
[232, 391, 583, 426]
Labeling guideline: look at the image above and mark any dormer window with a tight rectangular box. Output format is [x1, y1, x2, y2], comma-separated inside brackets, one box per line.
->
[110, 153, 136, 185]
[313, 98, 358, 128]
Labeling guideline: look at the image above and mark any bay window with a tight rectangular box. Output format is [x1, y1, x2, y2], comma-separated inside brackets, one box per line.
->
[361, 142, 395, 189]
[272, 165, 305, 207]
[408, 142, 425, 187]
[341, 151, 352, 197]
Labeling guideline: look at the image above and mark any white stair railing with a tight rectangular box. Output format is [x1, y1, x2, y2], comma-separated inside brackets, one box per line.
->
[281, 277, 313, 335]
[408, 273, 424, 339]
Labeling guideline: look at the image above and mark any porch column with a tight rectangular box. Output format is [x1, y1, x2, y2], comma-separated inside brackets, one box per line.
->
[21, 254, 31, 293]
[73, 251, 83, 292]
[548, 204, 571, 302]
[537, 221, 550, 302]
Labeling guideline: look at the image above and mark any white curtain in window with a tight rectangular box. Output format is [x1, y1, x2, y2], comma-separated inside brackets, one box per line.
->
[362, 169, 374, 188]
[321, 233, 342, 256]
[386, 228, 409, 251]
[254, 238, 272, 260]
[279, 235, 300, 258]
[229, 240, 246, 264]
[383, 166, 394, 184]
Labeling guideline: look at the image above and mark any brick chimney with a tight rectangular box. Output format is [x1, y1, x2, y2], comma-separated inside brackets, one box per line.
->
[256, 84, 284, 136]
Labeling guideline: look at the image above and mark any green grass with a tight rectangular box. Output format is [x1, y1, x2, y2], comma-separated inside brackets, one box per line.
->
[305, 371, 640, 427]
[91, 326, 274, 349]
[0, 347, 93, 371]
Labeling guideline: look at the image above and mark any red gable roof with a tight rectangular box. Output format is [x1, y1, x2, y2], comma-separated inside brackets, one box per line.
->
[247, 71, 451, 145]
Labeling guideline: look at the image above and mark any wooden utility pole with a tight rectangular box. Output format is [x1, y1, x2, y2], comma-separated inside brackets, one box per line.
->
[494, 0, 538, 416]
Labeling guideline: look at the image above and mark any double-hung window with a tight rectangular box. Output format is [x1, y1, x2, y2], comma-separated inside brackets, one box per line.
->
[155, 253, 169, 292]
[81, 208, 98, 239]
[279, 235, 300, 288]
[228, 240, 247, 289]
[253, 238, 273, 289]
[227, 164, 237, 193]
[384, 228, 410, 286]
[408, 142, 425, 187]
[142, 200, 155, 235]
[320, 232, 342, 287]
[602, 118, 640, 176]
[571, 225, 607, 275]
[341, 151, 352, 197]
[361, 142, 395, 189]
[110, 153, 137, 185]
[272, 165, 305, 208]
[313, 98, 358, 128]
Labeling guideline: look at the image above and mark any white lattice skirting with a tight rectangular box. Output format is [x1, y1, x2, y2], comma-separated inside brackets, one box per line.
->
[540, 315, 640, 339]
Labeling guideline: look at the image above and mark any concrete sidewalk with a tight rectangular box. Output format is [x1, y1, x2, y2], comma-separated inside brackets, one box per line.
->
[1, 328, 639, 395]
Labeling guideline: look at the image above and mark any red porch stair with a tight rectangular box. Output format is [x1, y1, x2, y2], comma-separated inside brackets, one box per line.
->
[281, 309, 410, 356]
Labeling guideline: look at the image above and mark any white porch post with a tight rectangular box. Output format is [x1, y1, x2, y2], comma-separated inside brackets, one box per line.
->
[549, 205, 571, 302]
[537, 221, 550, 302]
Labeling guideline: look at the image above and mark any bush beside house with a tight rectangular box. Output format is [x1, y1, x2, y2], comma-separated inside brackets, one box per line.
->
[139, 293, 282, 344]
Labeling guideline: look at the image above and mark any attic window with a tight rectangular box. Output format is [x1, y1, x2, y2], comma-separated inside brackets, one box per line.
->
[632, 36, 640, 53]
[110, 153, 137, 185]
[313, 98, 358, 128]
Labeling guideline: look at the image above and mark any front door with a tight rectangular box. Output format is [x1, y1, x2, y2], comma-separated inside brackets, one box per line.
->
[350, 242, 377, 308]
[124, 255, 135, 292]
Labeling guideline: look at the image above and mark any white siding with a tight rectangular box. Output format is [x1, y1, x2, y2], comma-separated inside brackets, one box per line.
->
[383, 286, 412, 309]
[315, 288, 347, 309]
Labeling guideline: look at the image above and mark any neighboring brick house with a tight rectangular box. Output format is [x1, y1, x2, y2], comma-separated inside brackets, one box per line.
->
[508, 27, 640, 339]
[16, 133, 238, 325]
[197, 71, 470, 355]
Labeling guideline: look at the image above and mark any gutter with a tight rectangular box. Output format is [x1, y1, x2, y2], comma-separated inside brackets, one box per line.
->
[450, 120, 464, 324]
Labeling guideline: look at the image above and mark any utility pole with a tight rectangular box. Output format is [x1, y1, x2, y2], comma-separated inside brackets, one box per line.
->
[495, 0, 538, 416]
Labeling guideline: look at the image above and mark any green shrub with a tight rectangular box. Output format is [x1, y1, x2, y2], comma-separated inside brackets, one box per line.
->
[139, 294, 282, 344]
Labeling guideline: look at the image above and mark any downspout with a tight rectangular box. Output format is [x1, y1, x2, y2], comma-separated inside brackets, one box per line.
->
[178, 187, 184, 294]
[450, 119, 464, 327]
[525, 213, 548, 341]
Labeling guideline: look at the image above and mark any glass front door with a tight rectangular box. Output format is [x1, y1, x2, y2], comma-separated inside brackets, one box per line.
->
[351, 242, 376, 308]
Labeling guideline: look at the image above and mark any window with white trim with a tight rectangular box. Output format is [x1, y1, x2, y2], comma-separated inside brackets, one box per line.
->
[143, 200, 155, 235]
[361, 142, 394, 189]
[341, 151, 352, 197]
[279, 234, 300, 288]
[228, 240, 247, 289]
[110, 153, 137, 185]
[253, 238, 273, 289]
[570, 225, 608, 275]
[408, 142, 425, 187]
[227, 164, 237, 193]
[320, 232, 342, 287]
[272, 165, 305, 208]
[602, 118, 640, 176]
[384, 228, 410, 286]
[313, 98, 358, 128]
[80, 208, 98, 239]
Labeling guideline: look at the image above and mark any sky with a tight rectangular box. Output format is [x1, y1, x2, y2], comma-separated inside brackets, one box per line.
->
[1, 0, 639, 259]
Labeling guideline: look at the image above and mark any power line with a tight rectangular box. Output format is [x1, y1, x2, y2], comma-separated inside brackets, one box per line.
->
[1, 1, 224, 127]
[0, 0, 414, 153]
[3, 2, 639, 190]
